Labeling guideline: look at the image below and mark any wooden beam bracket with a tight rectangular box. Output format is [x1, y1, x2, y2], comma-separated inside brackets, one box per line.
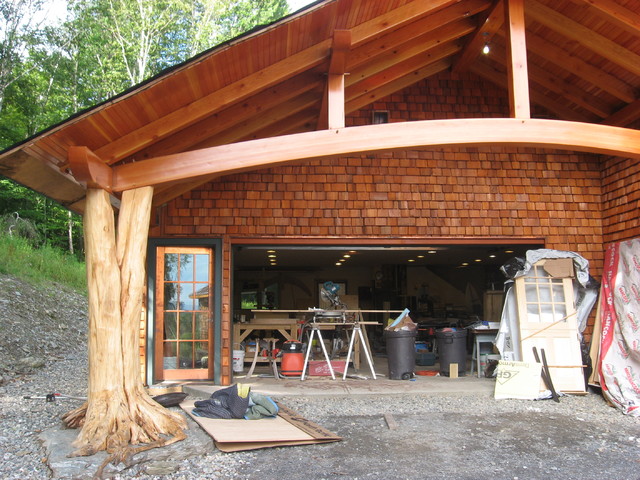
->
[68, 146, 114, 192]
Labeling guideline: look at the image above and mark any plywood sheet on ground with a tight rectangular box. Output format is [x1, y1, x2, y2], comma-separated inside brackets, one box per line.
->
[180, 400, 341, 452]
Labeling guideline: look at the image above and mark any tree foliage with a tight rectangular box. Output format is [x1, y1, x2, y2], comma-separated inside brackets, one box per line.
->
[0, 0, 290, 253]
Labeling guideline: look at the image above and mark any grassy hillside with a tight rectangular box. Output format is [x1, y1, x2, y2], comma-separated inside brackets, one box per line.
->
[0, 232, 86, 292]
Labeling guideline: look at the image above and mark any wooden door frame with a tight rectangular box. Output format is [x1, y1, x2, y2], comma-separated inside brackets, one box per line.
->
[146, 238, 223, 385]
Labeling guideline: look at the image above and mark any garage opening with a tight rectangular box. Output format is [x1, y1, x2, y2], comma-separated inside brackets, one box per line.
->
[231, 241, 543, 363]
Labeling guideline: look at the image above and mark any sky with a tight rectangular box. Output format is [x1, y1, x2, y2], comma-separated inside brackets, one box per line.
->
[288, 0, 317, 12]
[41, 0, 319, 26]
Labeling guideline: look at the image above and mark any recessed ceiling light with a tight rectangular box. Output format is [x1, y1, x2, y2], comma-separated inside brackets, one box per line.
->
[461, 262, 469, 266]
[267, 250, 276, 253]
[428, 250, 436, 254]
[268, 254, 276, 258]
[408, 259, 415, 262]
[505, 250, 514, 254]
[475, 259, 482, 262]
[489, 254, 496, 258]
[417, 255, 424, 258]
[343, 254, 351, 258]
[335, 262, 342, 266]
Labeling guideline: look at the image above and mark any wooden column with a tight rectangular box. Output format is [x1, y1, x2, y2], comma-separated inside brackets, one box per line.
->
[63, 187, 186, 461]
[504, 0, 530, 119]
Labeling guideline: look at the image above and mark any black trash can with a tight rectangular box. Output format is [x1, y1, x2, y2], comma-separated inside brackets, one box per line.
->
[436, 329, 468, 376]
[384, 329, 417, 380]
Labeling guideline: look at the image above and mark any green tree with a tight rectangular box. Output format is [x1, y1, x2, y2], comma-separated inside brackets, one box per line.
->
[0, 0, 290, 256]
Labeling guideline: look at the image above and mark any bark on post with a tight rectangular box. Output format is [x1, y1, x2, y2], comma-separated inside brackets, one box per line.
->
[62, 187, 185, 458]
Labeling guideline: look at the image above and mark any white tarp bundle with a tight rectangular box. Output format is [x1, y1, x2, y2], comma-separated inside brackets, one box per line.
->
[598, 238, 640, 416]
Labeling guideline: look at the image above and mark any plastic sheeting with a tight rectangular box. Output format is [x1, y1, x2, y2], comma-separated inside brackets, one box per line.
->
[598, 239, 640, 416]
[495, 249, 599, 362]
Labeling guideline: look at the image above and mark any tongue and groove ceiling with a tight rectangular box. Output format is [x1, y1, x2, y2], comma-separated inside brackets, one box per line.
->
[1, 0, 639, 213]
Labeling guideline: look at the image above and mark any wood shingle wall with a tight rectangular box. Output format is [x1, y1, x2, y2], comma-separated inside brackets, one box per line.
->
[152, 72, 633, 384]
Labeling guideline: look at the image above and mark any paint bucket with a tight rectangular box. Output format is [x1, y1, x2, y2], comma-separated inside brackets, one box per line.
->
[232, 349, 245, 373]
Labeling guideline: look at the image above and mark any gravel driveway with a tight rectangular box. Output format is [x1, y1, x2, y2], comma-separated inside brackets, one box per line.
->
[1, 274, 638, 479]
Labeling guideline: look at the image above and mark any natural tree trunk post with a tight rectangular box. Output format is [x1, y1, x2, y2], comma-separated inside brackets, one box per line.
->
[63, 187, 186, 458]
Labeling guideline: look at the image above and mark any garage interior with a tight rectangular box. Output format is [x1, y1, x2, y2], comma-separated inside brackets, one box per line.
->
[232, 241, 544, 375]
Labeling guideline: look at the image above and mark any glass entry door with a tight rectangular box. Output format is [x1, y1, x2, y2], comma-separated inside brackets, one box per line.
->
[155, 246, 214, 380]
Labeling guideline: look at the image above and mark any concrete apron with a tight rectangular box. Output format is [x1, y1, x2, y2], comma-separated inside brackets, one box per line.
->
[181, 355, 496, 399]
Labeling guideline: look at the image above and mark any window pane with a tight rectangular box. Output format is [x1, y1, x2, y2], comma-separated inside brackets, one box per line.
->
[540, 303, 555, 323]
[164, 283, 178, 310]
[179, 283, 195, 310]
[525, 284, 538, 302]
[195, 313, 209, 339]
[195, 342, 208, 368]
[164, 254, 179, 281]
[552, 284, 565, 303]
[179, 343, 193, 369]
[163, 342, 177, 369]
[526, 303, 541, 322]
[179, 312, 194, 339]
[164, 313, 177, 340]
[195, 254, 210, 282]
[194, 284, 209, 311]
[538, 283, 552, 303]
[179, 254, 194, 281]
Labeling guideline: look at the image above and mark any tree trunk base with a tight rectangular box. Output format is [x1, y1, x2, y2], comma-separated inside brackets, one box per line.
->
[62, 388, 187, 459]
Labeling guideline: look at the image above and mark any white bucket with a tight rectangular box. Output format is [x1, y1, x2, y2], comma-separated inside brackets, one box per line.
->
[232, 349, 245, 373]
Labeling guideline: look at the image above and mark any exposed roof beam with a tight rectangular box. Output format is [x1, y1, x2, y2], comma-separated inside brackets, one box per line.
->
[527, 0, 640, 77]
[349, 0, 463, 47]
[94, 42, 332, 164]
[348, 18, 476, 86]
[602, 99, 640, 127]
[112, 119, 640, 191]
[470, 61, 593, 122]
[191, 92, 321, 150]
[504, 0, 530, 119]
[346, 43, 460, 112]
[131, 71, 323, 161]
[349, 0, 491, 71]
[520, 31, 636, 104]
[452, 0, 505, 73]
[575, 0, 640, 36]
[526, 62, 612, 118]
[346, 59, 453, 114]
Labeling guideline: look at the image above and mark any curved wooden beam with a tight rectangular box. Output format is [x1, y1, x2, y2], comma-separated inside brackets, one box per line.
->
[112, 118, 640, 191]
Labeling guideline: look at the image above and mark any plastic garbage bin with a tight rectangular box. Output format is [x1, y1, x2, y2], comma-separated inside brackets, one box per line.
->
[436, 329, 468, 376]
[384, 329, 417, 380]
